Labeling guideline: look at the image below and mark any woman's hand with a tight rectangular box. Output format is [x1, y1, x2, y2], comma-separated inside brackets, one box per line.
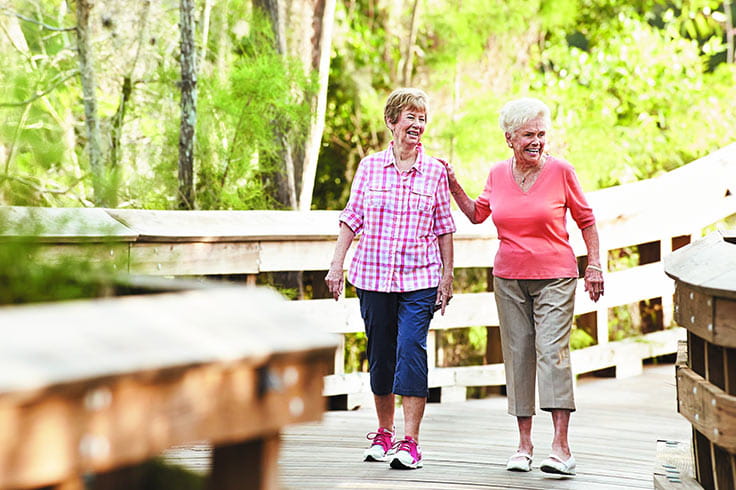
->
[437, 158, 459, 188]
[436, 273, 454, 315]
[324, 266, 345, 301]
[584, 266, 604, 302]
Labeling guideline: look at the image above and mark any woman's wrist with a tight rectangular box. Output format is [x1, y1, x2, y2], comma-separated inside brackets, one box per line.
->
[586, 264, 603, 272]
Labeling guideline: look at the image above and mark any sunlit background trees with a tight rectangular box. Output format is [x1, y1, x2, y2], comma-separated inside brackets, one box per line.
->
[1, 0, 734, 211]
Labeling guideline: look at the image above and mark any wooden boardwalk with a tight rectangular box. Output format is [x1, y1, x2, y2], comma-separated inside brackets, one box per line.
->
[165, 363, 696, 488]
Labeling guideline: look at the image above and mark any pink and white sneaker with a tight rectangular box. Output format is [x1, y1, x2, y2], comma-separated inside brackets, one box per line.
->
[363, 427, 395, 462]
[390, 436, 423, 469]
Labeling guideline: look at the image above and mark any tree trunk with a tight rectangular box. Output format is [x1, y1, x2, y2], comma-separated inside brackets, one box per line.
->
[294, 0, 336, 211]
[200, 0, 214, 68]
[401, 0, 420, 86]
[74, 0, 105, 205]
[252, 0, 336, 211]
[108, 76, 131, 207]
[178, 0, 197, 209]
[726, 1, 735, 64]
[253, 0, 297, 209]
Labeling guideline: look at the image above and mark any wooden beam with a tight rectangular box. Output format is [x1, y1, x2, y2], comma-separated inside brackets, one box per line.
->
[677, 365, 736, 452]
[208, 433, 280, 490]
[0, 288, 336, 489]
[129, 242, 259, 275]
[0, 355, 331, 489]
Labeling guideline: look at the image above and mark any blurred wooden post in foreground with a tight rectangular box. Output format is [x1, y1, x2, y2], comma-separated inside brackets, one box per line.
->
[665, 231, 736, 490]
[0, 287, 337, 490]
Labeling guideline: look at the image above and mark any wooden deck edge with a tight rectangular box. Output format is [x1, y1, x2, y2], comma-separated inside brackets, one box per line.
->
[653, 439, 702, 489]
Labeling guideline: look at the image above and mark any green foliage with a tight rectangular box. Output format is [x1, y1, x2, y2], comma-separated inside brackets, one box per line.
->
[312, 0, 395, 210]
[345, 331, 368, 373]
[0, 240, 114, 304]
[423, 0, 537, 66]
[608, 298, 664, 340]
[533, 9, 736, 188]
[195, 8, 315, 210]
[2, 0, 735, 212]
[452, 268, 490, 293]
[608, 304, 640, 341]
[570, 327, 596, 350]
[608, 246, 640, 271]
[0, 3, 84, 206]
[437, 326, 487, 367]
[0, 210, 120, 304]
[140, 458, 204, 490]
[315, 0, 736, 210]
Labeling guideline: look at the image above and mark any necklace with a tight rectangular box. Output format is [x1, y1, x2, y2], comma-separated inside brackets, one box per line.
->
[513, 156, 544, 186]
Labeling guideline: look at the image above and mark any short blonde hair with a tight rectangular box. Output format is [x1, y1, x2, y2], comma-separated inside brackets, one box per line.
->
[498, 97, 551, 136]
[384, 88, 429, 125]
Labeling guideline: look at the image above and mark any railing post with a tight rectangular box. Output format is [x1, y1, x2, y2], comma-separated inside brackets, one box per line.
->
[427, 329, 437, 372]
[333, 336, 345, 376]
[596, 240, 610, 346]
[661, 235, 675, 327]
[246, 274, 257, 286]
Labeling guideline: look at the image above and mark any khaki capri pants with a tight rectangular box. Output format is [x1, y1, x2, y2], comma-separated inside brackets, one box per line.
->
[493, 276, 577, 417]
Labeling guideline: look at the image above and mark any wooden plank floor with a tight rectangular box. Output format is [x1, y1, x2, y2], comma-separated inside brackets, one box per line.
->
[164, 363, 695, 489]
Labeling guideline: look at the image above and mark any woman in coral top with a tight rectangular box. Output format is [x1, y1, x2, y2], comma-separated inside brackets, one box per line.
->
[443, 97, 604, 477]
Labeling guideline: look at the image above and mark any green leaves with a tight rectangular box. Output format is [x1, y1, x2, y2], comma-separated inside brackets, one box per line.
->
[194, 9, 314, 210]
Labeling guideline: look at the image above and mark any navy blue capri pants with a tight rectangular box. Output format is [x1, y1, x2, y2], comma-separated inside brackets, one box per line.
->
[356, 287, 437, 398]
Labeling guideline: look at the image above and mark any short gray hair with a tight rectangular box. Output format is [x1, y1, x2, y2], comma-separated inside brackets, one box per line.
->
[498, 97, 551, 136]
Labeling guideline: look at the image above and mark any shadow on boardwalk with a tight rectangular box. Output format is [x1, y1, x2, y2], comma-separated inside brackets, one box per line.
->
[276, 363, 690, 489]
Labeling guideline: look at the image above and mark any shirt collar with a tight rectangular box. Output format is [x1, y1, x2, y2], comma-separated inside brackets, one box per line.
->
[385, 141, 425, 174]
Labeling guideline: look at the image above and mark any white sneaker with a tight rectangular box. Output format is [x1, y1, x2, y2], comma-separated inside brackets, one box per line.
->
[389, 436, 423, 469]
[363, 427, 395, 462]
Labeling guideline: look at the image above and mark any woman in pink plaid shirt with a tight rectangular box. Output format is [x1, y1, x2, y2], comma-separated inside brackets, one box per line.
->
[325, 88, 456, 470]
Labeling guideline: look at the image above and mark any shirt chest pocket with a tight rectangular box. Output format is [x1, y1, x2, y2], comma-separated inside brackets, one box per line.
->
[367, 187, 391, 209]
[409, 189, 434, 214]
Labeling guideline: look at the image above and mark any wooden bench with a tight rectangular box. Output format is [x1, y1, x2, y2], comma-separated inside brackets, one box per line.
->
[0, 286, 337, 489]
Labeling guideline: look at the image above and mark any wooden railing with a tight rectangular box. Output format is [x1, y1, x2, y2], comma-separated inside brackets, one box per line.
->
[2, 143, 735, 409]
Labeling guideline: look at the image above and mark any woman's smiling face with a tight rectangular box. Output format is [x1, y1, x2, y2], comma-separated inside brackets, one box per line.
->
[388, 107, 426, 148]
[506, 117, 547, 166]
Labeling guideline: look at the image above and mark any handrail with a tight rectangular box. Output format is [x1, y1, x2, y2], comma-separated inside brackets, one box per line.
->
[1, 142, 734, 405]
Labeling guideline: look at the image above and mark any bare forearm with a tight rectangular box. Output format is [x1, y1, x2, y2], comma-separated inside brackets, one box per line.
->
[325, 222, 355, 300]
[581, 224, 605, 302]
[438, 233, 454, 278]
[330, 222, 355, 269]
[449, 181, 480, 224]
[581, 224, 601, 267]
[436, 233, 454, 314]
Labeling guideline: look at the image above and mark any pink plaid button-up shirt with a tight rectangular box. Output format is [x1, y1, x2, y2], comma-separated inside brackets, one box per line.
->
[339, 142, 456, 292]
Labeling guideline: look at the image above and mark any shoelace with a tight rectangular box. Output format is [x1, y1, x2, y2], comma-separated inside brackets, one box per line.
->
[366, 431, 393, 449]
[392, 438, 417, 455]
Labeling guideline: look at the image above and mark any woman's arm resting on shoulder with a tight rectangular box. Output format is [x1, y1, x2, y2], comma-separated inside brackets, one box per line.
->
[437, 233, 454, 315]
[437, 159, 482, 224]
[325, 222, 356, 300]
[581, 224, 604, 302]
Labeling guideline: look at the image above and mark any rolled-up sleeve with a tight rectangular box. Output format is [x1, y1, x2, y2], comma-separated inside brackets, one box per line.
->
[433, 169, 456, 236]
[339, 160, 368, 234]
